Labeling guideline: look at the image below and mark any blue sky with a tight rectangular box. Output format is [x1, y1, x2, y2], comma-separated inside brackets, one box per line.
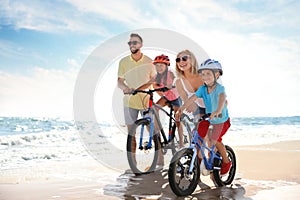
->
[0, 0, 299, 119]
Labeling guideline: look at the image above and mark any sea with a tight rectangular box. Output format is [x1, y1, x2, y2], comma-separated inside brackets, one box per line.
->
[1, 116, 300, 171]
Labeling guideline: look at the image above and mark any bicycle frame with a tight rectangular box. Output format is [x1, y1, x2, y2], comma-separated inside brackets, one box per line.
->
[137, 89, 176, 151]
[168, 113, 236, 195]
[181, 116, 222, 174]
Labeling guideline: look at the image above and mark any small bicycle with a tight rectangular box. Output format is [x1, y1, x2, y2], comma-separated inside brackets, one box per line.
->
[126, 87, 190, 175]
[168, 113, 236, 196]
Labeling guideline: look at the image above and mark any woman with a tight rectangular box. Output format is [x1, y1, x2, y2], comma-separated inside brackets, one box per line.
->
[174, 50, 206, 116]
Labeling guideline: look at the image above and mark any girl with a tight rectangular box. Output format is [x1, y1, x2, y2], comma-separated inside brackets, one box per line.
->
[151, 54, 184, 149]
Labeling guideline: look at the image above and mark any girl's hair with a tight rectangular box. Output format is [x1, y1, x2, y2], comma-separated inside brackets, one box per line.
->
[155, 68, 168, 86]
[175, 50, 199, 77]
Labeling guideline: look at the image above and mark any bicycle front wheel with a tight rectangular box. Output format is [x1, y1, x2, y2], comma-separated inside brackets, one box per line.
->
[168, 148, 200, 196]
[126, 119, 159, 175]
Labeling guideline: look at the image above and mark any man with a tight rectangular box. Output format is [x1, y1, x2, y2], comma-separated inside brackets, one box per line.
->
[117, 33, 155, 132]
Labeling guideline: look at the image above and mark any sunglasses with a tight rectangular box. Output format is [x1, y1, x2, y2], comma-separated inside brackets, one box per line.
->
[127, 41, 140, 46]
[175, 55, 190, 63]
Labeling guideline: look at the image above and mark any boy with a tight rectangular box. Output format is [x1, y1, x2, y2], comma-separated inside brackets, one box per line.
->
[176, 59, 232, 175]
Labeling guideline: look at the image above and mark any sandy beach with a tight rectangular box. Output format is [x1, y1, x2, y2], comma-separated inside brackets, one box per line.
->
[1, 140, 299, 200]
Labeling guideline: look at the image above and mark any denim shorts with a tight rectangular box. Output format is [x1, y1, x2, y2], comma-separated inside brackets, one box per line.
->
[163, 96, 182, 108]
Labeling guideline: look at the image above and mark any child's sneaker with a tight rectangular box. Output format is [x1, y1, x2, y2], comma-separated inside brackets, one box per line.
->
[220, 161, 232, 175]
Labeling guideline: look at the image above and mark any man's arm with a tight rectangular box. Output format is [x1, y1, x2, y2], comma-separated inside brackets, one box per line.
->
[118, 77, 133, 94]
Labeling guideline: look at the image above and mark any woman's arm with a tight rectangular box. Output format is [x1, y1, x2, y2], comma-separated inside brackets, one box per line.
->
[175, 78, 188, 102]
[175, 78, 199, 112]
[175, 94, 198, 120]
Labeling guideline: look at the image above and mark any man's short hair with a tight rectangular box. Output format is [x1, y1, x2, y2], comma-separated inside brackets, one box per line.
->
[130, 33, 143, 43]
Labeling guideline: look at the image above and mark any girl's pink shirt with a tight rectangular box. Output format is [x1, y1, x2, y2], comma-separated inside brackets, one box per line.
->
[154, 71, 179, 101]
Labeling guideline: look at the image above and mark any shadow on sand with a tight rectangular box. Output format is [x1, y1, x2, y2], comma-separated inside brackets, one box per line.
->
[103, 169, 252, 200]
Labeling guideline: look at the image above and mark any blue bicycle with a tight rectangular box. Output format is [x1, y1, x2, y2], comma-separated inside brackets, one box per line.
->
[168, 113, 236, 196]
[126, 87, 190, 175]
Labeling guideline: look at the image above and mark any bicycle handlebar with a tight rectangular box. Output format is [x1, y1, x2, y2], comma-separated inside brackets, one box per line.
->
[180, 113, 222, 122]
[125, 86, 171, 95]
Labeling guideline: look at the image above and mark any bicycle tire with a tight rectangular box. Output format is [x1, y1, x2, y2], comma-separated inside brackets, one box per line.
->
[212, 145, 236, 186]
[168, 148, 200, 196]
[126, 119, 159, 175]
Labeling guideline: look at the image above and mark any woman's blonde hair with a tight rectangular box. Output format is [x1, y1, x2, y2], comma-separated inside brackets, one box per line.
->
[175, 50, 199, 77]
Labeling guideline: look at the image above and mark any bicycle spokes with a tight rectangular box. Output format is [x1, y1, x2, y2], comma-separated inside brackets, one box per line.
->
[127, 119, 159, 175]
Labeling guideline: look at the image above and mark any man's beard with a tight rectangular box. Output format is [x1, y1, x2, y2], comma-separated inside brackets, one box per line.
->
[131, 48, 139, 54]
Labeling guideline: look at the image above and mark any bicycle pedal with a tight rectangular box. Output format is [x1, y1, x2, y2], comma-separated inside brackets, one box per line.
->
[184, 138, 188, 143]
[176, 166, 182, 173]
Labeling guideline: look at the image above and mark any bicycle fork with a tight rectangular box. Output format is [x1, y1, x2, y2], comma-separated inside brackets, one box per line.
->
[138, 116, 155, 150]
[188, 135, 223, 175]
[188, 146, 198, 174]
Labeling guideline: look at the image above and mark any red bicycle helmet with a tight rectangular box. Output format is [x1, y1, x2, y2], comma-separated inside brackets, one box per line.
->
[153, 54, 170, 66]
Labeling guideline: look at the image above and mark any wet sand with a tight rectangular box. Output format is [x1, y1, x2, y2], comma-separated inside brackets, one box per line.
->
[1, 140, 299, 199]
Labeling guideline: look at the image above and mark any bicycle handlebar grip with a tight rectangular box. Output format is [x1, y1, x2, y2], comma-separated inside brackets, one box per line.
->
[159, 87, 170, 92]
[204, 113, 222, 119]
[123, 91, 137, 95]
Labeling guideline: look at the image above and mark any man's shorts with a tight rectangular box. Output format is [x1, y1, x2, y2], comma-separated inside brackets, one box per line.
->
[123, 106, 145, 125]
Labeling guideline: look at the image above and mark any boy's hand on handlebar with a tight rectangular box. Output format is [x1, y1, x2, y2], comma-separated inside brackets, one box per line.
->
[210, 111, 222, 120]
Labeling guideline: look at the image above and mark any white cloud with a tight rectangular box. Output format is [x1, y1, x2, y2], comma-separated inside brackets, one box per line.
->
[1, 0, 299, 118]
[0, 0, 109, 35]
[0, 39, 25, 58]
[66, 0, 138, 24]
[0, 67, 78, 118]
[2, 0, 299, 38]
[186, 29, 300, 117]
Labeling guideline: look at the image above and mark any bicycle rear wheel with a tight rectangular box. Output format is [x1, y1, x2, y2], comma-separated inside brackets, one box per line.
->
[212, 145, 236, 186]
[127, 119, 159, 175]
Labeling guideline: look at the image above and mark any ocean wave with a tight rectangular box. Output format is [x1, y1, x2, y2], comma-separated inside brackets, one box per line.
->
[1, 116, 299, 170]
[0, 117, 75, 136]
